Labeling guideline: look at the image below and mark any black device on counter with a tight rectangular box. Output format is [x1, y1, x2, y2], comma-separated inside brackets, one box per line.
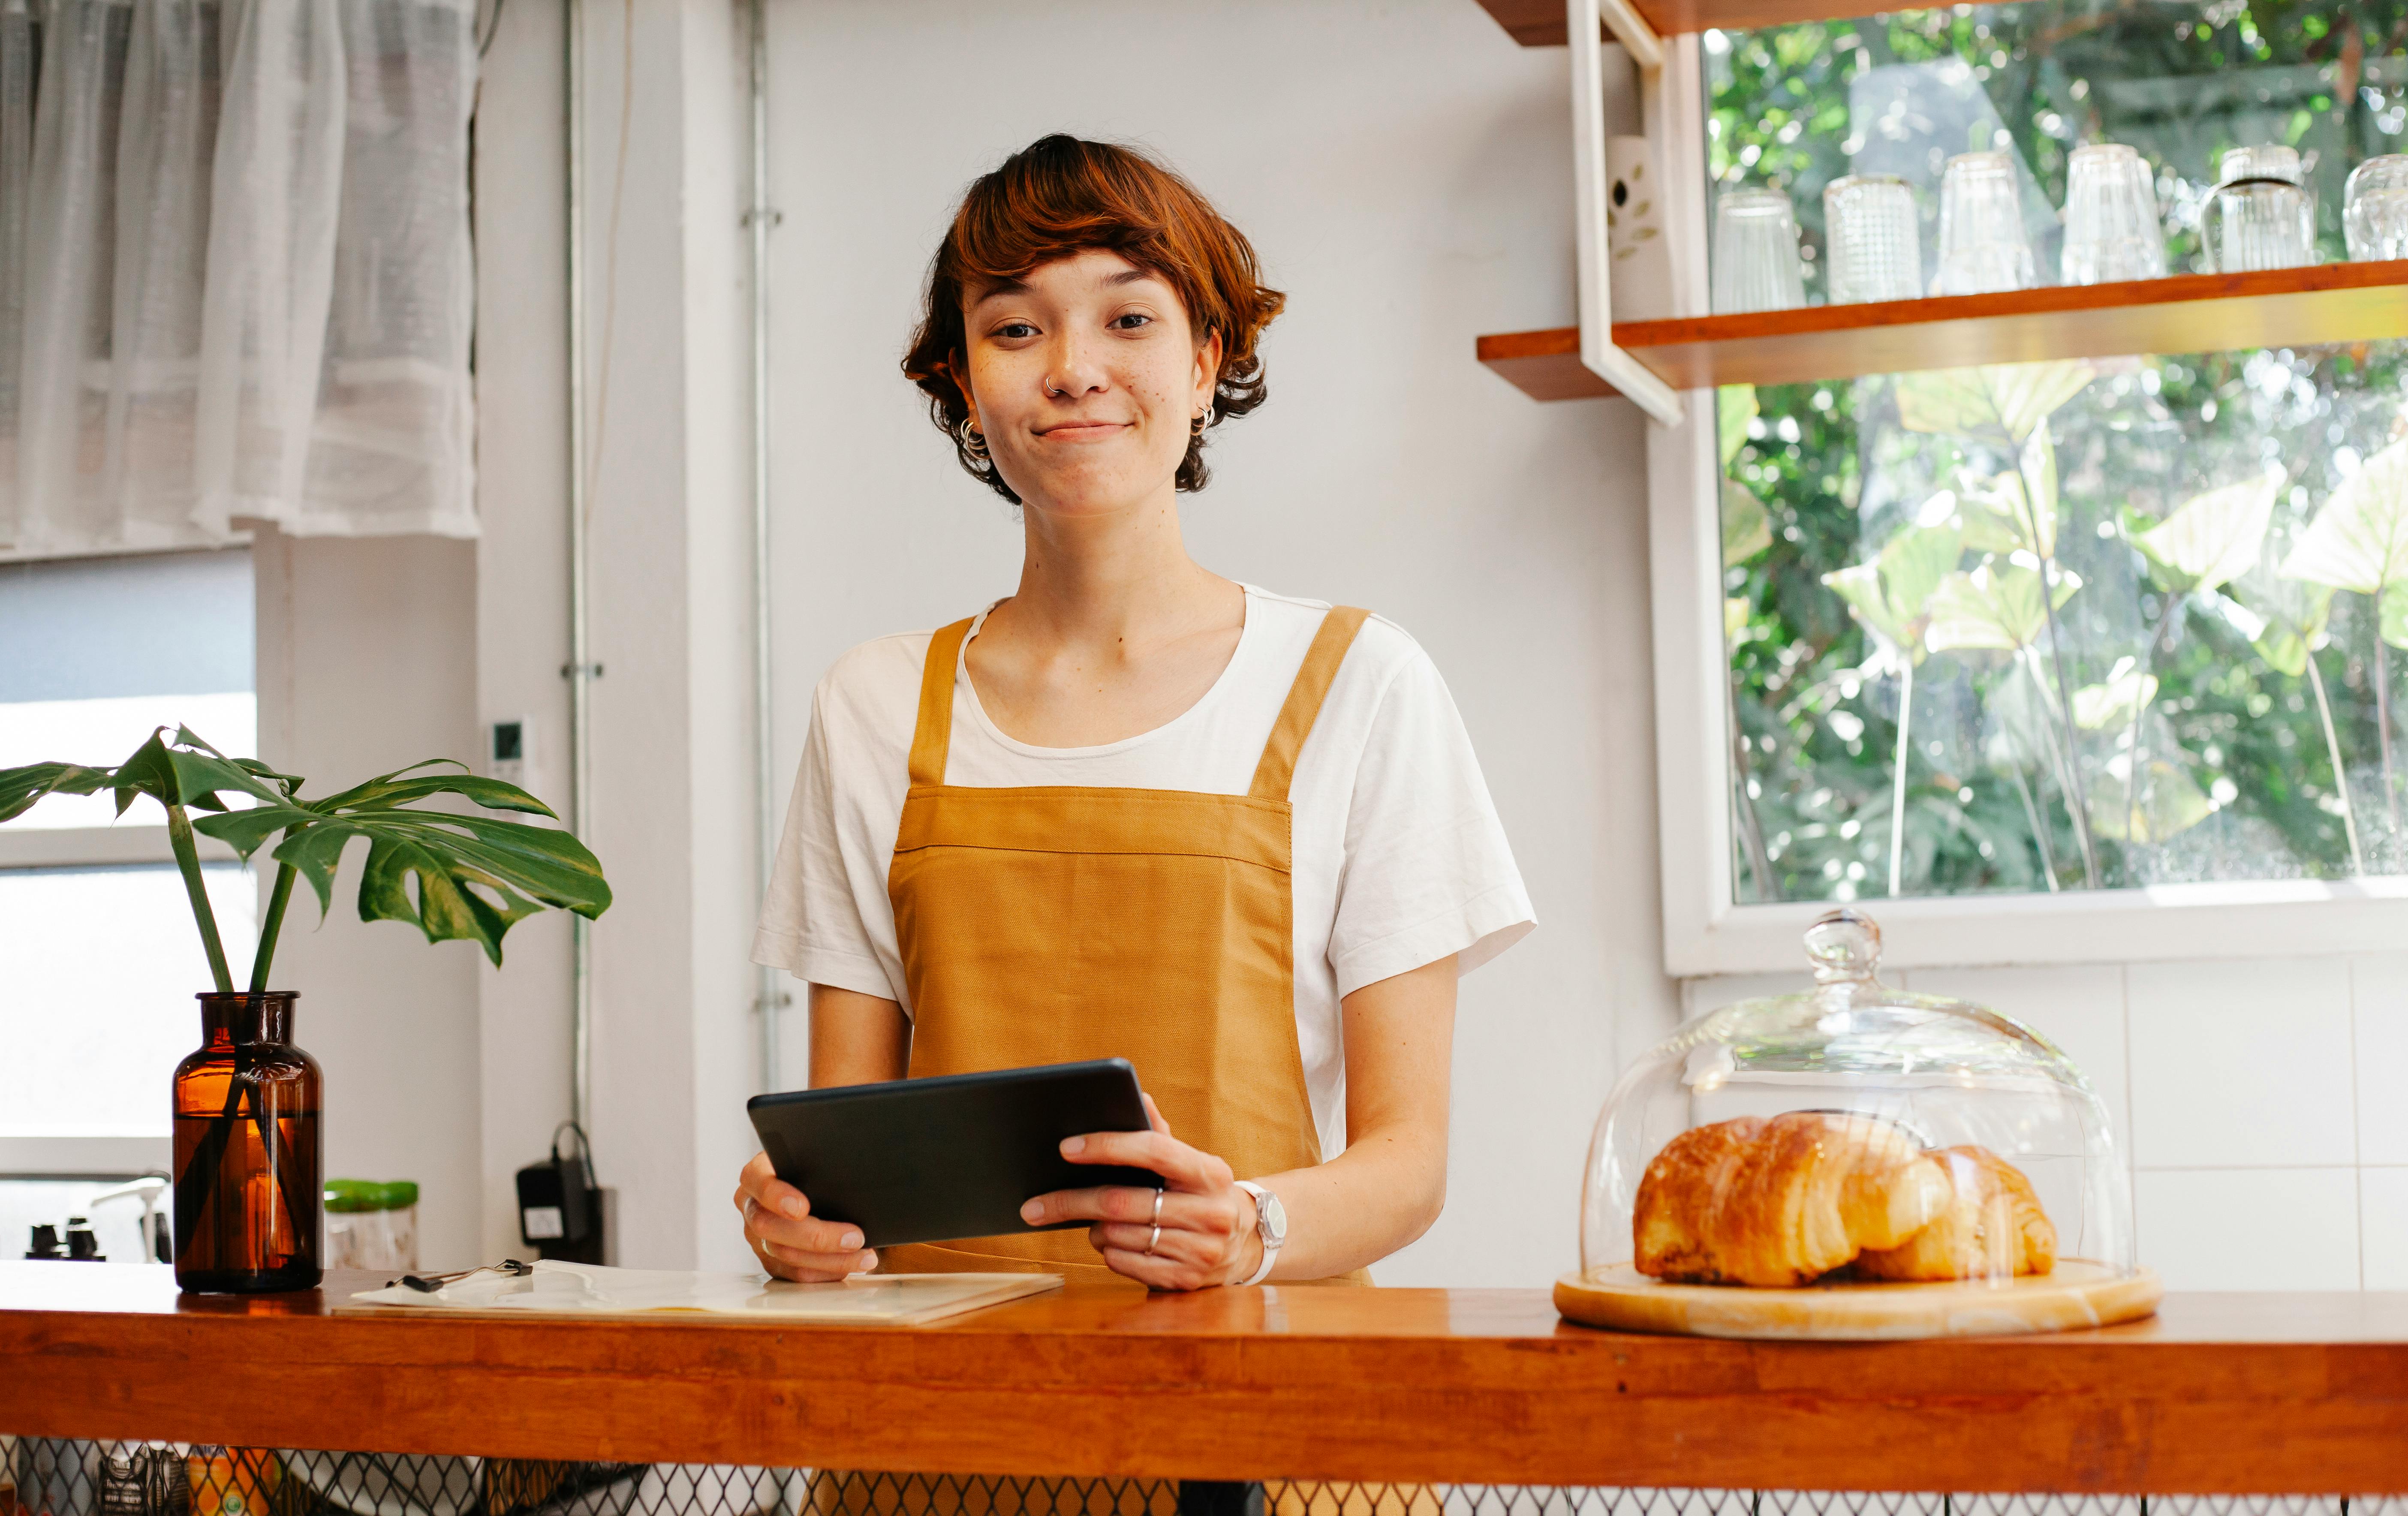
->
[745, 1058, 1161, 1248]
[517, 1122, 605, 1263]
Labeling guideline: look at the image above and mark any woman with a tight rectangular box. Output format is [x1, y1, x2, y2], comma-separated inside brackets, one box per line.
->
[738, 134, 1532, 1294]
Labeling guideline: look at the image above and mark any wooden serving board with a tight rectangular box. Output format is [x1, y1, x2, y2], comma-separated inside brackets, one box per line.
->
[1555, 1259, 2161, 1340]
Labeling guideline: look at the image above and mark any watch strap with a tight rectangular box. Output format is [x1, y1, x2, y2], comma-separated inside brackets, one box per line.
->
[1233, 1180, 1280, 1287]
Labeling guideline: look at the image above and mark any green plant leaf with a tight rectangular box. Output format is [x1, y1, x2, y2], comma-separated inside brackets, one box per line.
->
[1718, 385, 1758, 469]
[1823, 522, 1961, 662]
[2385, 583, 2408, 651]
[2089, 758, 2214, 843]
[2280, 436, 2408, 596]
[1924, 561, 2081, 654]
[2135, 469, 2280, 595]
[0, 761, 121, 823]
[1896, 361, 2095, 445]
[2234, 572, 2336, 678]
[1725, 596, 1752, 644]
[1721, 478, 1773, 566]
[1960, 459, 2056, 559]
[2073, 666, 2159, 730]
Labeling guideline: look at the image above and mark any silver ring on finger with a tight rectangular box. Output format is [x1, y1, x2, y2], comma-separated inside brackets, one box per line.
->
[1151, 1188, 1165, 1226]
[1147, 1224, 1162, 1256]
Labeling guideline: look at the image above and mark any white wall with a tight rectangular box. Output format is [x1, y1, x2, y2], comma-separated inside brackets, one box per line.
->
[253, 528, 485, 1271]
[761, 0, 1678, 1286]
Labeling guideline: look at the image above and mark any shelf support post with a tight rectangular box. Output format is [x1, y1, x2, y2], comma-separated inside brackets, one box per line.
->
[1569, 0, 1683, 423]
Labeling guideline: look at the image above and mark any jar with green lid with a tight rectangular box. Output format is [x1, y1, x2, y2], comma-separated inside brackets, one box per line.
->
[323, 1179, 419, 1271]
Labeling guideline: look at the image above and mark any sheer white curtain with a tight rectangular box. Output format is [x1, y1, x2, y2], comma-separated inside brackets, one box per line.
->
[0, 0, 475, 561]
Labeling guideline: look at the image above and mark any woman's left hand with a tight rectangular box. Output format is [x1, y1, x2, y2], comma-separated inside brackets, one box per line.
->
[1019, 1093, 1263, 1290]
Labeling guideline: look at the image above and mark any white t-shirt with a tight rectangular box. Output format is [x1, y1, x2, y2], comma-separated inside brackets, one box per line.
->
[751, 584, 1535, 1161]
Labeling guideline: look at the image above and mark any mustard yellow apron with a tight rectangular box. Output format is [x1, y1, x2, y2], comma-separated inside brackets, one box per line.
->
[877, 603, 1372, 1282]
[811, 606, 1385, 1516]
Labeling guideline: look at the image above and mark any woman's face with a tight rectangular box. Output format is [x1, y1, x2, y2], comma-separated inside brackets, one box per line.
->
[956, 250, 1220, 518]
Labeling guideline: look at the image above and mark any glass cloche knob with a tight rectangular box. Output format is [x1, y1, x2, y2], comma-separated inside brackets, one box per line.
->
[1802, 908, 1882, 984]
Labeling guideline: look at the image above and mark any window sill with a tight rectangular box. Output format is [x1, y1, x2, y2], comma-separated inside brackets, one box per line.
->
[1672, 877, 2408, 977]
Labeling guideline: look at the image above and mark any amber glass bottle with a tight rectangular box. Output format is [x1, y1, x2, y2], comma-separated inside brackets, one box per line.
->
[172, 992, 322, 1292]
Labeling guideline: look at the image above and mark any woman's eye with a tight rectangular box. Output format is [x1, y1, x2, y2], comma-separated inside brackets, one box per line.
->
[1111, 313, 1152, 331]
[994, 322, 1037, 340]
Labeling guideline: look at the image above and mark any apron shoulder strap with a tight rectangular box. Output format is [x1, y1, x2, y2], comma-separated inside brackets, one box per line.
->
[1248, 606, 1372, 802]
[908, 619, 976, 788]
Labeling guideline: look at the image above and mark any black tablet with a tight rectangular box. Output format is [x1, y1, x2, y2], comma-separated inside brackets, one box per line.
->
[745, 1058, 1164, 1248]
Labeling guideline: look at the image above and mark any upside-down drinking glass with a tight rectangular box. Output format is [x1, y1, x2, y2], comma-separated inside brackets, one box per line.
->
[2206, 144, 2315, 273]
[1712, 188, 1806, 314]
[2345, 156, 2408, 261]
[1824, 175, 1921, 303]
[1932, 152, 2035, 295]
[2061, 144, 2167, 284]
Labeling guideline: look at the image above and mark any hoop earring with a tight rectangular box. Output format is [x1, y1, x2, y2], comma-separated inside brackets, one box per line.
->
[960, 418, 989, 460]
[1190, 402, 1213, 438]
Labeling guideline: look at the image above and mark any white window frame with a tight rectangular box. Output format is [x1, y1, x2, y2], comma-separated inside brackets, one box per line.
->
[1608, 27, 2408, 977]
[0, 827, 236, 1176]
[0, 551, 248, 1176]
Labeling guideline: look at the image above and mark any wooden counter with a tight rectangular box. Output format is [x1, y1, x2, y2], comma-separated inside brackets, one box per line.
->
[3, 1264, 2405, 1493]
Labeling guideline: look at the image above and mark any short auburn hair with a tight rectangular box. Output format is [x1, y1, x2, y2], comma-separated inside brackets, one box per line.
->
[903, 135, 1285, 504]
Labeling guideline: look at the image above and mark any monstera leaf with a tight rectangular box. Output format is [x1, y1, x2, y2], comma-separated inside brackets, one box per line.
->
[2282, 437, 2408, 644]
[1823, 523, 1962, 662]
[0, 728, 609, 969]
[1896, 361, 2096, 446]
[1924, 561, 2082, 654]
[2136, 469, 2280, 596]
[196, 762, 610, 966]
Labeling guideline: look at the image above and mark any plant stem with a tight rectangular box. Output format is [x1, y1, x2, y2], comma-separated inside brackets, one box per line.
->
[2035, 588, 2101, 887]
[2121, 595, 2181, 853]
[248, 864, 297, 995]
[2007, 434, 2099, 886]
[2006, 757, 2063, 891]
[1724, 669, 1778, 901]
[2307, 652, 2367, 875]
[2022, 648, 2090, 888]
[167, 803, 234, 994]
[2378, 635, 2399, 834]
[1889, 658, 1914, 897]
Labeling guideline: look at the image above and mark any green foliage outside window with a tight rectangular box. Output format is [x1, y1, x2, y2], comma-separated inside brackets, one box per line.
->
[1710, 0, 2408, 901]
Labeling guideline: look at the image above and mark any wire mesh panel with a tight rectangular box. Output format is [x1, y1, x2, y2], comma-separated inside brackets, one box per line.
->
[0, 1446, 2383, 1516]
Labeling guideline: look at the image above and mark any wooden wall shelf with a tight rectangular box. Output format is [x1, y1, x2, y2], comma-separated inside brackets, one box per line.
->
[1473, 0, 1895, 45]
[1477, 261, 2408, 399]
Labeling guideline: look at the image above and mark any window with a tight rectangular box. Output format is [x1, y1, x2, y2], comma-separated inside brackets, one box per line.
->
[1658, 2, 2408, 970]
[0, 549, 258, 1170]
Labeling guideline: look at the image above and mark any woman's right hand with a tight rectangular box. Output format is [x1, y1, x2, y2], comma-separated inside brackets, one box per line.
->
[735, 1150, 879, 1281]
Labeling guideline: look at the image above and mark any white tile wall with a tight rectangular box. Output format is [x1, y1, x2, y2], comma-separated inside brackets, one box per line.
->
[1907, 967, 2131, 1163]
[2351, 954, 2408, 1165]
[2126, 958, 2357, 1170]
[2136, 1168, 2362, 1290]
[1681, 952, 2405, 1293]
[2362, 1167, 2408, 1289]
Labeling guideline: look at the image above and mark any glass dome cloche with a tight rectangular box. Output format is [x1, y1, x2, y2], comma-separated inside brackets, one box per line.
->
[1559, 909, 2158, 1339]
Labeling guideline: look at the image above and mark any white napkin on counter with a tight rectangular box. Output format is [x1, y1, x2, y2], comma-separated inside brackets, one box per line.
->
[343, 1259, 1061, 1323]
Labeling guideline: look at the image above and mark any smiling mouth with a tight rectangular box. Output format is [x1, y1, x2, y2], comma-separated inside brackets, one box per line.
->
[1035, 421, 1128, 437]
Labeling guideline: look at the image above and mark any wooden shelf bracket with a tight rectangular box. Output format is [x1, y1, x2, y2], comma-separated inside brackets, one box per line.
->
[1569, 0, 1683, 423]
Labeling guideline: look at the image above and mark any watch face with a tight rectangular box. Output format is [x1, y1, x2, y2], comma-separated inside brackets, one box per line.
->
[1257, 1188, 1288, 1248]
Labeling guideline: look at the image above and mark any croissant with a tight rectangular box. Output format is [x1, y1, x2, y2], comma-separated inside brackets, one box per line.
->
[1634, 1112, 1952, 1287]
[1851, 1145, 2056, 1281]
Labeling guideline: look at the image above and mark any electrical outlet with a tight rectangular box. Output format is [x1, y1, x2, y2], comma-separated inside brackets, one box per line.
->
[491, 719, 531, 785]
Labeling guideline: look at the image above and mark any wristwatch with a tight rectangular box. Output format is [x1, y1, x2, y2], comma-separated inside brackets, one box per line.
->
[1232, 1180, 1285, 1287]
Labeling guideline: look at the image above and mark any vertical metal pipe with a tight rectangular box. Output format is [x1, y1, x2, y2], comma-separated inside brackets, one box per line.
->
[747, 0, 787, 1092]
[565, 0, 595, 1134]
